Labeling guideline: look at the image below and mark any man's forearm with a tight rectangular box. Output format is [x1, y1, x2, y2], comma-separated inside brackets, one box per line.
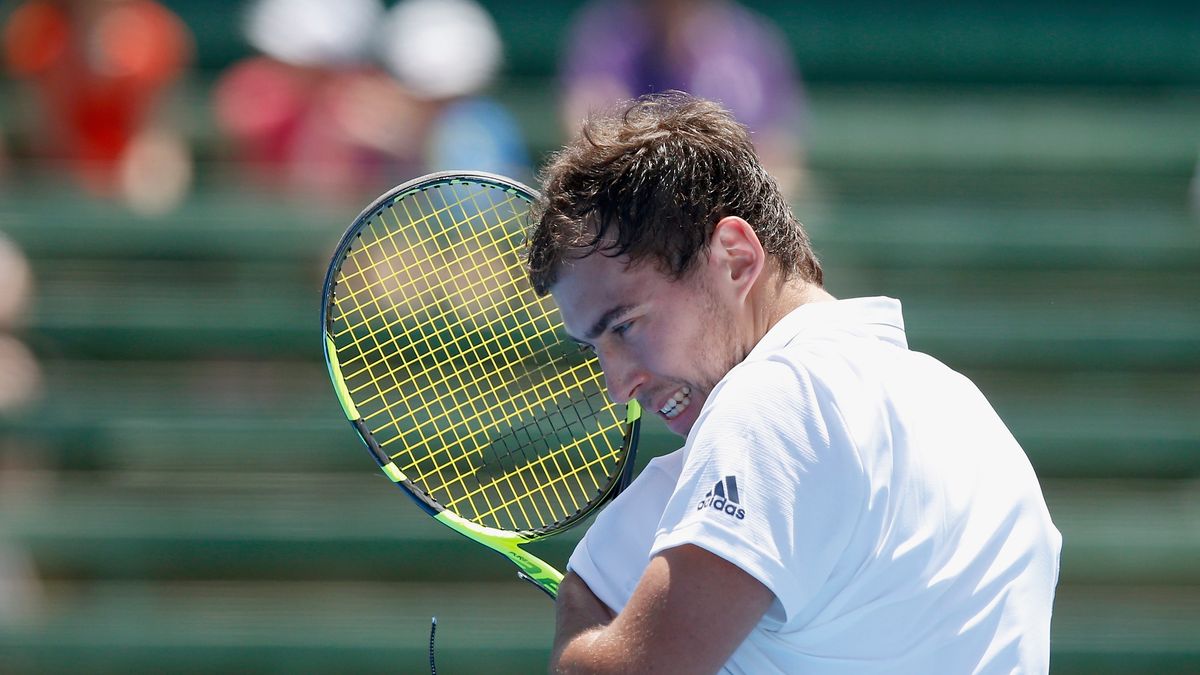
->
[549, 572, 617, 673]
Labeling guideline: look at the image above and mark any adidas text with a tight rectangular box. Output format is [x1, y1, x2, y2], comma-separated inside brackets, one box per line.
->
[696, 475, 746, 520]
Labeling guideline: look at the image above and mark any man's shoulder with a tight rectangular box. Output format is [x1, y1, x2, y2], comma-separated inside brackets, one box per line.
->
[713, 334, 892, 412]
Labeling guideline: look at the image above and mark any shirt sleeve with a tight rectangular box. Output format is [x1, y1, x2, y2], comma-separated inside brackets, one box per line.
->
[568, 450, 683, 615]
[649, 356, 868, 624]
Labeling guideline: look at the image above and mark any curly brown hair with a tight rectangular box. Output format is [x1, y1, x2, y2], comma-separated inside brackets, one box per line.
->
[526, 91, 821, 295]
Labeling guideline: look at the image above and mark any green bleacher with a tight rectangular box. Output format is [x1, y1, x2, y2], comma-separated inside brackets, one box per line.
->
[2, 1, 1199, 672]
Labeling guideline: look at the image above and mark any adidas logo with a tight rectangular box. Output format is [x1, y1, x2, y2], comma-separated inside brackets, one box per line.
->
[696, 475, 746, 520]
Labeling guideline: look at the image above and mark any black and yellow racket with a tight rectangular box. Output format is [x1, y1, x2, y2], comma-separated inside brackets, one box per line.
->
[321, 171, 641, 598]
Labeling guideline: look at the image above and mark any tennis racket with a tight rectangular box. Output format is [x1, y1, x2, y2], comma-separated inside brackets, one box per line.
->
[321, 171, 642, 599]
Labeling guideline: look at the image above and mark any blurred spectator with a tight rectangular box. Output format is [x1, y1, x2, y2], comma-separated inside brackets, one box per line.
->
[213, 0, 395, 199]
[2, 0, 194, 215]
[560, 0, 808, 198]
[0, 232, 40, 412]
[0, 231, 41, 626]
[378, 0, 529, 182]
[214, 0, 528, 204]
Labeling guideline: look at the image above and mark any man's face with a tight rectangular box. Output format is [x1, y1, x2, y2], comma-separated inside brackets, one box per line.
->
[552, 251, 742, 437]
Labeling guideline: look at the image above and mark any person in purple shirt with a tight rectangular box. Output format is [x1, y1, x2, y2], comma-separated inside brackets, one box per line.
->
[560, 0, 809, 197]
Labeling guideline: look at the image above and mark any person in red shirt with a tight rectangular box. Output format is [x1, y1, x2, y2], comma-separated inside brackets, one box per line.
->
[4, 0, 192, 209]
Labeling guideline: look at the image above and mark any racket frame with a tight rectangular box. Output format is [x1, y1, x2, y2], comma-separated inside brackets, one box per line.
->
[320, 171, 642, 598]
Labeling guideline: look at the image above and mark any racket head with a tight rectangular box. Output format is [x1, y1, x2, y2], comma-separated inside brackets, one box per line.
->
[321, 171, 641, 539]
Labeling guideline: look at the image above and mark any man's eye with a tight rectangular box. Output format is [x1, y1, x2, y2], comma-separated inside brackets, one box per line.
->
[612, 321, 632, 337]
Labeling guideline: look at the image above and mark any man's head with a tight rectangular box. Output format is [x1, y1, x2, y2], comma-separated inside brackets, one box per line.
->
[526, 92, 824, 435]
[527, 91, 821, 295]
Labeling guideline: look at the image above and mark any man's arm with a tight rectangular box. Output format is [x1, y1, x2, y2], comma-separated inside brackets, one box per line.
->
[549, 544, 775, 674]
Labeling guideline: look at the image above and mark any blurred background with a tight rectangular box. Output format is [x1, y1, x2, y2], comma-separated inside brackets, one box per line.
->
[0, 0, 1197, 672]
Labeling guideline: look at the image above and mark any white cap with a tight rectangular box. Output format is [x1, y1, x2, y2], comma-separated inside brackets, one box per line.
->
[244, 0, 385, 67]
[376, 0, 502, 100]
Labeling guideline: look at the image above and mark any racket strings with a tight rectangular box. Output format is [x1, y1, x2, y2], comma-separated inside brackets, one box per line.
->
[335, 192, 569, 426]
[332, 185, 528, 347]
[333, 189, 526, 388]
[349, 271, 560, 433]
[400, 362, 610, 497]
[438, 400, 616, 511]
[336, 187, 538, 431]
[340, 288, 598, 528]
[335, 185, 545, 521]
[466, 416, 623, 524]
[328, 179, 627, 532]
[434, 383, 616, 521]
[338, 192, 600, 462]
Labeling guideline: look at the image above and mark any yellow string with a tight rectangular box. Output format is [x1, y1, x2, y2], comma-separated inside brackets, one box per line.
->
[328, 179, 627, 531]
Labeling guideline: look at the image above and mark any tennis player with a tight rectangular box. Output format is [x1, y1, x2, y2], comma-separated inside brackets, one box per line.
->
[527, 92, 1062, 673]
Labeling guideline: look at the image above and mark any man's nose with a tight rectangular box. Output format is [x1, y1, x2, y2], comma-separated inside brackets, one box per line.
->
[596, 347, 645, 406]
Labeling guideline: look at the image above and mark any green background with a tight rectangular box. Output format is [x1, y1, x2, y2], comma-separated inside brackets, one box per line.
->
[1, 1, 1198, 672]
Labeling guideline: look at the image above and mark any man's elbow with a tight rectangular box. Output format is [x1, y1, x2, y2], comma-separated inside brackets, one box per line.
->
[549, 629, 629, 675]
[549, 634, 594, 674]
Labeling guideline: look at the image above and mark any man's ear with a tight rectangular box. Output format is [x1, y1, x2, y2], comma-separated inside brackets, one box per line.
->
[708, 216, 765, 303]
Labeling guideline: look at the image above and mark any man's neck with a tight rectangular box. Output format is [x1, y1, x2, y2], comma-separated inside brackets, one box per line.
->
[751, 277, 836, 346]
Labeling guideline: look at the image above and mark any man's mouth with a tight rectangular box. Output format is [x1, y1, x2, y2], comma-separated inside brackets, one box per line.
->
[658, 385, 692, 419]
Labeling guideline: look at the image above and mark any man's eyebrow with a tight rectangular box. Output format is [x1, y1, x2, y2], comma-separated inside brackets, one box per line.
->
[581, 304, 635, 341]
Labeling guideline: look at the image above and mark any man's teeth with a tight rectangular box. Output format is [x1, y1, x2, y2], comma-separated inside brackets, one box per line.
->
[659, 386, 692, 419]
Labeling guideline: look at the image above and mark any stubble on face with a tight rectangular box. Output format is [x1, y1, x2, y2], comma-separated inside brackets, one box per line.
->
[684, 273, 752, 399]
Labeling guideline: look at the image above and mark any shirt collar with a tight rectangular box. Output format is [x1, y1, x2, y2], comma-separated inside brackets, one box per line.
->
[746, 296, 908, 361]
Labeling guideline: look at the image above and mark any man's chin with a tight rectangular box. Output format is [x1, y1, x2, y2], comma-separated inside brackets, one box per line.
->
[663, 402, 701, 437]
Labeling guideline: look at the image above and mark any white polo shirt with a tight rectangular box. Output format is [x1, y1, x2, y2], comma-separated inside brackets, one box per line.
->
[568, 297, 1062, 674]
